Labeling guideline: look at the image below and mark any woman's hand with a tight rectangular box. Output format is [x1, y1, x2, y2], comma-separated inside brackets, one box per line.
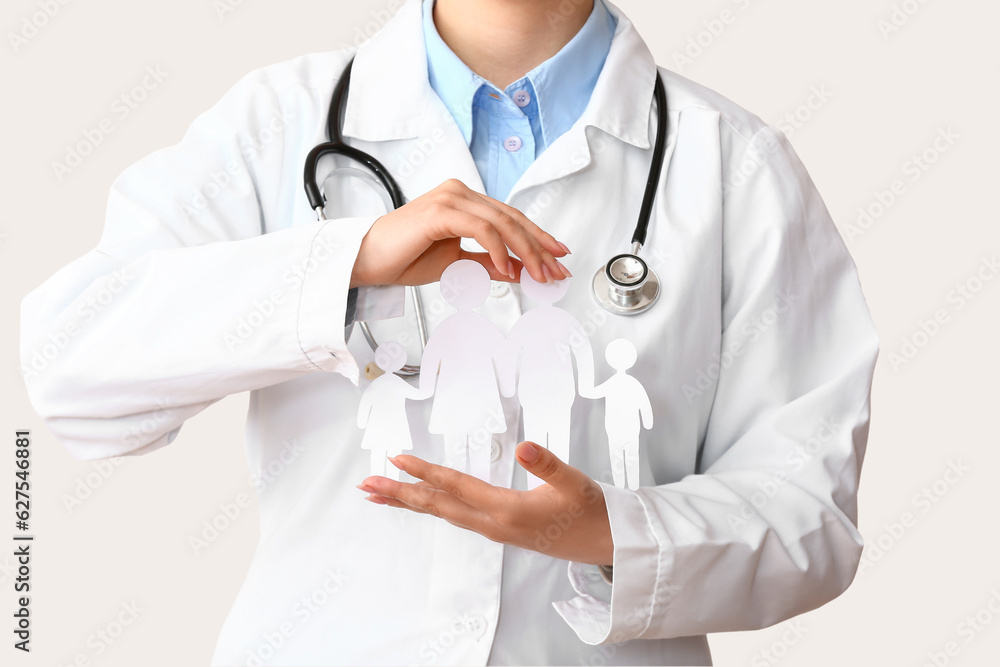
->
[356, 441, 613, 567]
[350, 179, 572, 288]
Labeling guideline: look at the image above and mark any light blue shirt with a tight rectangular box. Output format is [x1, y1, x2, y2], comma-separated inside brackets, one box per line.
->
[422, 0, 617, 202]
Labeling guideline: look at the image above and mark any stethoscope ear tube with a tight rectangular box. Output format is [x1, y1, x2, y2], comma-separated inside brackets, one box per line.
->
[631, 72, 668, 248]
[304, 57, 407, 217]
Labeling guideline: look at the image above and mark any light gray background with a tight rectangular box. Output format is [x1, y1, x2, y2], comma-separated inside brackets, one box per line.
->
[2, 0, 998, 665]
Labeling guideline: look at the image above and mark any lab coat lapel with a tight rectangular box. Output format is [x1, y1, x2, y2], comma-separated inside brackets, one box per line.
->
[507, 0, 667, 203]
[341, 0, 485, 200]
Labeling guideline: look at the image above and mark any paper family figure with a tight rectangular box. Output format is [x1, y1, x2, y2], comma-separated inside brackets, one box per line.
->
[584, 339, 653, 490]
[499, 267, 595, 490]
[356, 342, 428, 480]
[416, 260, 507, 483]
[356, 260, 654, 490]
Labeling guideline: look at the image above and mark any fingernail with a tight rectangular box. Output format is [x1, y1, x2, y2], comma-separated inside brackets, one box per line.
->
[542, 264, 555, 283]
[387, 456, 403, 470]
[507, 259, 516, 280]
[557, 241, 572, 255]
[356, 483, 375, 493]
[518, 442, 539, 463]
[557, 260, 573, 278]
[364, 495, 388, 505]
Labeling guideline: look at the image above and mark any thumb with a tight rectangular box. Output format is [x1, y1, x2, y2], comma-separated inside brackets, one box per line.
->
[516, 441, 581, 489]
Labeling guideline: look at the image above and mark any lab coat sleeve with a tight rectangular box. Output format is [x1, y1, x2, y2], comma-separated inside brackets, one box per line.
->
[19, 66, 384, 461]
[554, 124, 879, 642]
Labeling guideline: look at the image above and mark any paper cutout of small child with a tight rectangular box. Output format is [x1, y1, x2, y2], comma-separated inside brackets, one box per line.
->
[357, 342, 428, 481]
[585, 339, 653, 490]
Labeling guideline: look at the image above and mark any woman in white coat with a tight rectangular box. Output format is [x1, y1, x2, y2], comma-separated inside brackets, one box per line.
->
[20, 0, 879, 664]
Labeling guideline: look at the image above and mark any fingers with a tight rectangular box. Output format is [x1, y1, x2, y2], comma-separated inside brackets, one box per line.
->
[457, 250, 526, 283]
[359, 475, 483, 530]
[391, 454, 500, 506]
[469, 191, 571, 261]
[427, 181, 571, 284]
[515, 441, 587, 492]
[450, 194, 572, 284]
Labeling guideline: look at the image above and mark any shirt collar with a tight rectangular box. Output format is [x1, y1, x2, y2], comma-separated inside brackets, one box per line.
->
[421, 0, 616, 147]
[344, 0, 657, 151]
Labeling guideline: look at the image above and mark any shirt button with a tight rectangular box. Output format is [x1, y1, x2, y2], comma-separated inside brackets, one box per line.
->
[489, 281, 509, 298]
[504, 136, 522, 152]
[491, 440, 502, 463]
[465, 613, 488, 640]
[512, 90, 531, 107]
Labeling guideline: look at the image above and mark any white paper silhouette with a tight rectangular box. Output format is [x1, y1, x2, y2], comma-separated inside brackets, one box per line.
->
[417, 260, 507, 483]
[356, 261, 656, 492]
[584, 339, 653, 490]
[499, 268, 595, 490]
[357, 342, 428, 480]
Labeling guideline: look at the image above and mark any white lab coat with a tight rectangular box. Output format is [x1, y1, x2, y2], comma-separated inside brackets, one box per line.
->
[19, 0, 879, 664]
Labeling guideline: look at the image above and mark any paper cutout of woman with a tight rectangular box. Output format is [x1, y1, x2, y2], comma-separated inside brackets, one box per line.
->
[417, 260, 507, 483]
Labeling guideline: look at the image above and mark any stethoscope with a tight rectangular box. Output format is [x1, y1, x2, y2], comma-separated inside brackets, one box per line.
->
[304, 57, 668, 375]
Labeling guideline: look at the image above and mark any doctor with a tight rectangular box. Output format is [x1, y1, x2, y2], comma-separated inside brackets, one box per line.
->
[20, 0, 879, 665]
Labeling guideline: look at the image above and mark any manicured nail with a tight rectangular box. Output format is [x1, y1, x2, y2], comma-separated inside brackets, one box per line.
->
[542, 264, 555, 283]
[518, 442, 540, 463]
[356, 483, 375, 493]
[387, 456, 404, 470]
[507, 259, 516, 280]
[364, 495, 388, 505]
[557, 241, 572, 255]
[556, 260, 573, 278]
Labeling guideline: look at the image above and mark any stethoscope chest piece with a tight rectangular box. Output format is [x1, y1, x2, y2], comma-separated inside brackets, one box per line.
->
[593, 251, 660, 316]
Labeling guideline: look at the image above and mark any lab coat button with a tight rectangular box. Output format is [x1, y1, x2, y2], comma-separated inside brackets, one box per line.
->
[489, 281, 509, 298]
[504, 136, 522, 152]
[512, 90, 531, 107]
[490, 441, 502, 463]
[465, 613, 488, 639]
